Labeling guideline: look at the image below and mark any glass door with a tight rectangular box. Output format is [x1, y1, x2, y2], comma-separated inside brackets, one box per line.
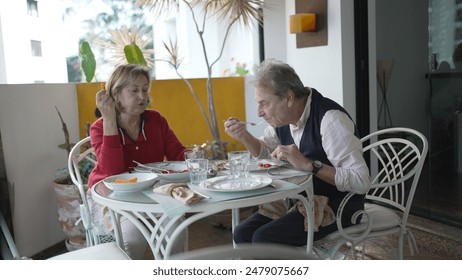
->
[425, 0, 462, 226]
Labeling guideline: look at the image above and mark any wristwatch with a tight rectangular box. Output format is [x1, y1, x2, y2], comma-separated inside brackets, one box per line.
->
[312, 160, 323, 175]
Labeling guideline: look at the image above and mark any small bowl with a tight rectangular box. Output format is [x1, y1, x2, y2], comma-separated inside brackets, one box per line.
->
[103, 173, 158, 193]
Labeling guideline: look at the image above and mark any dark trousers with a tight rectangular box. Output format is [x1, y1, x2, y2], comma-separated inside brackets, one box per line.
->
[233, 211, 338, 246]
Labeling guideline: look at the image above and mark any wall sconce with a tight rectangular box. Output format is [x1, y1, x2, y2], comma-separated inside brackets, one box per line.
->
[292, 0, 327, 48]
[290, 13, 317, 33]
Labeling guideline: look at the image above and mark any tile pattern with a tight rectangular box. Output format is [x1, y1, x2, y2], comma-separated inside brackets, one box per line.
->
[36, 213, 462, 260]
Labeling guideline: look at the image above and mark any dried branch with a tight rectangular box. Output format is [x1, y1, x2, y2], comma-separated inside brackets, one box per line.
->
[55, 105, 71, 157]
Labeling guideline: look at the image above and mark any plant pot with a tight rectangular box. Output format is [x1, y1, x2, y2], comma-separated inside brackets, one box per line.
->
[53, 176, 86, 251]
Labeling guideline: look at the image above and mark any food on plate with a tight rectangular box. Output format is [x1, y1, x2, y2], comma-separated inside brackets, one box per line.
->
[113, 177, 138, 184]
[258, 162, 273, 168]
[161, 169, 188, 174]
[212, 160, 228, 171]
[257, 159, 284, 169]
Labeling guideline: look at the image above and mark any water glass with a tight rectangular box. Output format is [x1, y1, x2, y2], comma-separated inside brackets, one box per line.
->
[186, 158, 208, 186]
[227, 151, 251, 179]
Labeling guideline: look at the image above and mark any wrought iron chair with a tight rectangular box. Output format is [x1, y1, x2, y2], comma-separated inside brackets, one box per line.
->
[68, 136, 115, 247]
[1, 211, 22, 260]
[1, 211, 128, 260]
[47, 242, 130, 260]
[314, 127, 428, 259]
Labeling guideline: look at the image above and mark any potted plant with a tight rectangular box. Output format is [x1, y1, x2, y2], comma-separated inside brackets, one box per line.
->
[136, 0, 265, 159]
[53, 105, 86, 251]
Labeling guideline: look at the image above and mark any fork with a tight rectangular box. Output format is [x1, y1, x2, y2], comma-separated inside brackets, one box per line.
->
[132, 160, 172, 174]
[241, 121, 264, 126]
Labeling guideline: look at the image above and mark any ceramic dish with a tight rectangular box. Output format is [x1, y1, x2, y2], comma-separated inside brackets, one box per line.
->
[202, 175, 272, 192]
[103, 173, 158, 193]
[134, 161, 190, 182]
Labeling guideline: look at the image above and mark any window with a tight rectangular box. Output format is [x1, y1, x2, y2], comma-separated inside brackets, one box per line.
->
[27, 0, 39, 17]
[31, 40, 42, 57]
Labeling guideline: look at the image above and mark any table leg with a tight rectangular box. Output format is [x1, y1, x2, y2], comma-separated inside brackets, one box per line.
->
[109, 209, 125, 250]
[231, 208, 240, 248]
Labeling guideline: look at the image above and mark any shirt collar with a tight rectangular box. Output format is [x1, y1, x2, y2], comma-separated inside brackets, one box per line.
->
[290, 90, 311, 131]
[118, 113, 147, 145]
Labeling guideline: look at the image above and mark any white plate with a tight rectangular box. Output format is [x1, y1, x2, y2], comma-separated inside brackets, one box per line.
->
[203, 175, 272, 192]
[224, 159, 284, 171]
[103, 173, 158, 193]
[134, 161, 190, 182]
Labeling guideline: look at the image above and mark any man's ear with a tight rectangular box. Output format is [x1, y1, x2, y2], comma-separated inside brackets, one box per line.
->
[286, 89, 295, 107]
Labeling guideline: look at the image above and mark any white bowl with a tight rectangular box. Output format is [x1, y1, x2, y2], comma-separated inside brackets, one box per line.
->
[103, 173, 158, 193]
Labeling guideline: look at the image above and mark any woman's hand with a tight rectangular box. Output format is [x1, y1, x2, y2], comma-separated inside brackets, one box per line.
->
[96, 90, 116, 120]
[96, 90, 118, 135]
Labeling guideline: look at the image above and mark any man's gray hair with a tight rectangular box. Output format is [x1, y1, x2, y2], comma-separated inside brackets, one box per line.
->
[253, 59, 308, 99]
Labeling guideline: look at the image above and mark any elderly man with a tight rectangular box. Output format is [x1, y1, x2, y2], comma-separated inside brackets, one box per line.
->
[224, 59, 370, 246]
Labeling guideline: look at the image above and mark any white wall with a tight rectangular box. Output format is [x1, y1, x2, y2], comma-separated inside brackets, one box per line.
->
[262, 0, 287, 61]
[0, 6, 5, 83]
[261, 0, 358, 121]
[0, 84, 80, 256]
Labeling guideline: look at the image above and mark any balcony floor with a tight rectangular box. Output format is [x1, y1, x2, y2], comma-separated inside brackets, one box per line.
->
[35, 210, 462, 260]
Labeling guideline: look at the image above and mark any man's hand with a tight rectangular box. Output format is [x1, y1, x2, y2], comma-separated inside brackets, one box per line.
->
[270, 144, 311, 171]
[224, 117, 248, 141]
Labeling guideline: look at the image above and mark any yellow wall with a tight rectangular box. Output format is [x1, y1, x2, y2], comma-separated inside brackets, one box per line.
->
[76, 77, 247, 151]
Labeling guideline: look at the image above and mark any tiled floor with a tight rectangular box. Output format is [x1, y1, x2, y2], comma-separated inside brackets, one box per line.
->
[186, 212, 462, 260]
[36, 211, 462, 260]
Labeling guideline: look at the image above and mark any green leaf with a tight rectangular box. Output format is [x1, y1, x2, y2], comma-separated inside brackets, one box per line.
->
[235, 67, 249, 76]
[79, 41, 96, 83]
[124, 43, 148, 66]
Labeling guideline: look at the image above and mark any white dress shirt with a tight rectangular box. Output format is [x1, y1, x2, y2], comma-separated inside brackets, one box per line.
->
[257, 93, 370, 194]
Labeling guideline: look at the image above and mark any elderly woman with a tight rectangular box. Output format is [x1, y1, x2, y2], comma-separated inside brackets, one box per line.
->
[88, 64, 188, 259]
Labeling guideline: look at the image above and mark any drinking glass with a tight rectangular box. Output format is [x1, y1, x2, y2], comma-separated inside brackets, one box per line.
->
[186, 158, 208, 187]
[227, 151, 251, 179]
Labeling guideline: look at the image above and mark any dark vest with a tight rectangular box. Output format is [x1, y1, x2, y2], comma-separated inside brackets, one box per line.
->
[276, 89, 364, 223]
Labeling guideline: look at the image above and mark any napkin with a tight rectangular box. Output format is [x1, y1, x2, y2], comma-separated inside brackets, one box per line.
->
[258, 195, 335, 232]
[153, 183, 203, 205]
[295, 195, 335, 232]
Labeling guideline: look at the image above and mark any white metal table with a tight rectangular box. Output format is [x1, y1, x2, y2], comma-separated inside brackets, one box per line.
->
[91, 171, 314, 260]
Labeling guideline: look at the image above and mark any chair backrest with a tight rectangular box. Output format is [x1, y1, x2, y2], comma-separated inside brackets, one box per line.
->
[68, 137, 95, 210]
[67, 137, 100, 246]
[360, 127, 428, 221]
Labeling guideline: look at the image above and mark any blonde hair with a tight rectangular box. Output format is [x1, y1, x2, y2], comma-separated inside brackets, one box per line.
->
[106, 64, 152, 105]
